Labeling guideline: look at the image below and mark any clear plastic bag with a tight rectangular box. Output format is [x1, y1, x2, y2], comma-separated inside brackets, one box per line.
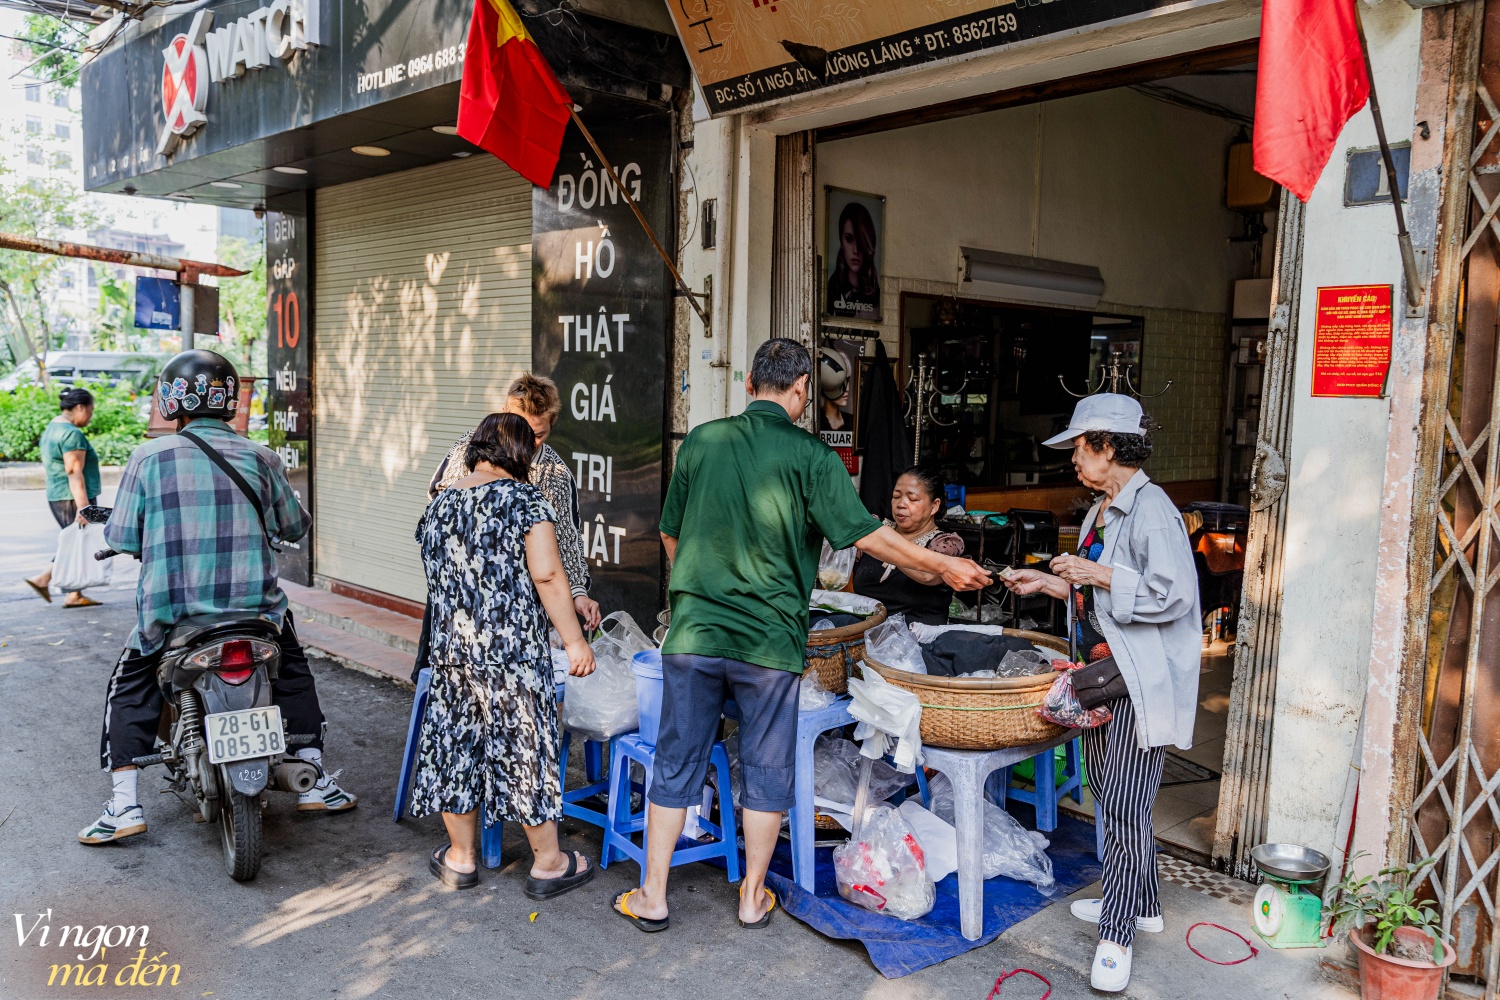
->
[51, 522, 111, 593]
[928, 773, 1055, 889]
[996, 648, 1051, 678]
[799, 668, 836, 712]
[817, 540, 856, 591]
[1036, 669, 1113, 730]
[834, 800, 936, 920]
[812, 735, 912, 812]
[863, 614, 927, 674]
[563, 612, 651, 740]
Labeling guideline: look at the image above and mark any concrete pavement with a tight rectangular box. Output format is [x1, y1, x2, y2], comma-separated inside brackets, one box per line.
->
[0, 488, 1352, 999]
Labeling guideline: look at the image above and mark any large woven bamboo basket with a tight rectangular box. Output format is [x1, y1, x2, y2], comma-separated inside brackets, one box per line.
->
[859, 628, 1069, 750]
[805, 602, 888, 695]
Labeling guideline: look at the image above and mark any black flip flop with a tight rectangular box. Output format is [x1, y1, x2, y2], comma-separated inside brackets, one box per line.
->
[524, 850, 595, 901]
[614, 889, 670, 933]
[429, 844, 479, 890]
[738, 887, 778, 929]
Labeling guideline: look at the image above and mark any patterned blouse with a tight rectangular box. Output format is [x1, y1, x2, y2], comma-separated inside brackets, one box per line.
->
[416, 479, 557, 666]
[430, 433, 590, 598]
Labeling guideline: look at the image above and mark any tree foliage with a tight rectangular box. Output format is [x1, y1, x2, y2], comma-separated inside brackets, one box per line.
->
[0, 380, 147, 465]
[216, 237, 267, 374]
[16, 15, 82, 91]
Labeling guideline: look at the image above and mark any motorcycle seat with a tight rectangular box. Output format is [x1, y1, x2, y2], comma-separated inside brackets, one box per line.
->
[165, 612, 282, 650]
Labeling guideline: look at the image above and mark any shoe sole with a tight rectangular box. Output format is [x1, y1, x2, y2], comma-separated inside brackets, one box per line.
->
[1069, 901, 1163, 933]
[1091, 973, 1130, 992]
[297, 800, 357, 812]
[78, 823, 146, 845]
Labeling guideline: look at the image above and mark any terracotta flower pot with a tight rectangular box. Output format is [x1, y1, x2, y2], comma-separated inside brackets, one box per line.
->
[1350, 924, 1457, 1000]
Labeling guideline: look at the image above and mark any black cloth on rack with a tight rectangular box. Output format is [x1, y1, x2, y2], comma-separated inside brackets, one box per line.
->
[857, 340, 912, 519]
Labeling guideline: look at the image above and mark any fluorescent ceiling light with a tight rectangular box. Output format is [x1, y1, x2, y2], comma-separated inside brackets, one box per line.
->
[210, 180, 242, 189]
[432, 125, 459, 135]
[351, 145, 390, 157]
[273, 165, 308, 175]
[958, 247, 1105, 310]
[452, 151, 472, 158]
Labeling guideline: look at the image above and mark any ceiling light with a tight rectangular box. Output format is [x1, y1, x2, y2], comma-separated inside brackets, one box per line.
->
[432, 125, 459, 135]
[452, 151, 472, 158]
[273, 165, 308, 175]
[210, 180, 243, 189]
[166, 192, 194, 200]
[351, 145, 390, 157]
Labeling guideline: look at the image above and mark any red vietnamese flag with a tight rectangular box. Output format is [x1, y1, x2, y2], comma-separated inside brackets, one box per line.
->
[457, 0, 572, 187]
[1253, 0, 1370, 202]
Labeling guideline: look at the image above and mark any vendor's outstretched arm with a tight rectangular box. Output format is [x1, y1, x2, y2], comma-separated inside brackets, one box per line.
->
[855, 525, 991, 591]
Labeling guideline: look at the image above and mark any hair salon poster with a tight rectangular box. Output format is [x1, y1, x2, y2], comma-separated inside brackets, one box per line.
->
[825, 188, 883, 322]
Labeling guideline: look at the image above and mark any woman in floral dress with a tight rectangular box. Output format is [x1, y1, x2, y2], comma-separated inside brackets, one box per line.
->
[413, 412, 597, 896]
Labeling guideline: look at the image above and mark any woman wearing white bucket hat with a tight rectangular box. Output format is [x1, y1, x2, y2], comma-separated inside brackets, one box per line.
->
[1001, 392, 1200, 993]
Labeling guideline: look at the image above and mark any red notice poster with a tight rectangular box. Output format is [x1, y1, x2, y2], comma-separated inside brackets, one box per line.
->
[1311, 284, 1393, 398]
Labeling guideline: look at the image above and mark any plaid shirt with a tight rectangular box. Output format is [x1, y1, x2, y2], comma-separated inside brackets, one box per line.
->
[105, 419, 311, 654]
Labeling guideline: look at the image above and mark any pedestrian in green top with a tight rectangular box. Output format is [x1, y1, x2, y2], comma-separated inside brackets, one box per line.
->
[25, 387, 103, 608]
[613, 338, 992, 934]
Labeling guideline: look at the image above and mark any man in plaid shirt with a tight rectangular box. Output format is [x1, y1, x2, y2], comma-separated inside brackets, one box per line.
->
[80, 351, 356, 846]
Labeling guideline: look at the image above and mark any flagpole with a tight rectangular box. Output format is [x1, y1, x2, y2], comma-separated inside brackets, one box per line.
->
[567, 106, 712, 337]
[1354, 3, 1423, 311]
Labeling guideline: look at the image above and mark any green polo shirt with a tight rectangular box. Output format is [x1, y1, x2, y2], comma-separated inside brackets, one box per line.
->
[40, 417, 101, 503]
[659, 399, 882, 673]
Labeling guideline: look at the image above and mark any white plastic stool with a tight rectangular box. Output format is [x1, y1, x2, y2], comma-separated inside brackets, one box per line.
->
[922, 730, 1078, 941]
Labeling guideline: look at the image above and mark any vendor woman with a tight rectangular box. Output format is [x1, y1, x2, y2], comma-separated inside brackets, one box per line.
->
[851, 468, 965, 625]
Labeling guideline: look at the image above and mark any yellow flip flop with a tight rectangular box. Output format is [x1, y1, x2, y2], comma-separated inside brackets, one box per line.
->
[738, 886, 777, 929]
[614, 889, 669, 933]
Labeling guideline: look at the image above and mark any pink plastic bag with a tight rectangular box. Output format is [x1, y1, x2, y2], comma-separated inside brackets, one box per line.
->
[1036, 668, 1113, 729]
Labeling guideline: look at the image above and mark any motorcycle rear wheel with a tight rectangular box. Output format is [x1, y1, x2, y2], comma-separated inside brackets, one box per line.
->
[220, 790, 262, 881]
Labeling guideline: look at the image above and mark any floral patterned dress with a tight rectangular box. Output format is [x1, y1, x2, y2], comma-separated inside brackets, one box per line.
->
[411, 478, 562, 825]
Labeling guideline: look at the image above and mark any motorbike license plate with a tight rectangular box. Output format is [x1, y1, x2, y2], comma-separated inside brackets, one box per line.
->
[205, 707, 286, 764]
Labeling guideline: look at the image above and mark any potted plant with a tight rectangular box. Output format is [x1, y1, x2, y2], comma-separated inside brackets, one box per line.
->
[1324, 855, 1456, 1000]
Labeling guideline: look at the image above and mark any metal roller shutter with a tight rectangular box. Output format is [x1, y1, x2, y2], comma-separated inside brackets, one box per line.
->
[313, 156, 532, 601]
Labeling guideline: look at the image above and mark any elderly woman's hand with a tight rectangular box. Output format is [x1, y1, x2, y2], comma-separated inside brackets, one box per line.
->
[565, 638, 596, 677]
[1052, 553, 1112, 590]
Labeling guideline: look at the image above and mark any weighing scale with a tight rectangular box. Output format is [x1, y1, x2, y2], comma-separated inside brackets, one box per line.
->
[1250, 843, 1331, 950]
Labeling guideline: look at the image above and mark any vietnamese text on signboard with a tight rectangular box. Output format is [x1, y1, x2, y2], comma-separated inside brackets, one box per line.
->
[265, 193, 313, 584]
[533, 97, 671, 626]
[668, 0, 1195, 116]
[1311, 284, 1392, 398]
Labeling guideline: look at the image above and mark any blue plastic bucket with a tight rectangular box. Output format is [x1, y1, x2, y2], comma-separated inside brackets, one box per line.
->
[632, 650, 665, 746]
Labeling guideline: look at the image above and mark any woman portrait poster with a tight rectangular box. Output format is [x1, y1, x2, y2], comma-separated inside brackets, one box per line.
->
[825, 189, 884, 321]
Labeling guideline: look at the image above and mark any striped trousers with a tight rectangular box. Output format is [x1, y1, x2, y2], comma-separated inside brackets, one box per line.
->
[1081, 694, 1166, 947]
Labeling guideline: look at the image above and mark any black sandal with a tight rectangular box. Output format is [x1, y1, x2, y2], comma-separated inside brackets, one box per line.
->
[429, 844, 479, 890]
[524, 851, 595, 901]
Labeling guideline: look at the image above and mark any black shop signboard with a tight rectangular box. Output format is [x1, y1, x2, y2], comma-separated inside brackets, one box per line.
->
[265, 192, 313, 585]
[533, 97, 672, 627]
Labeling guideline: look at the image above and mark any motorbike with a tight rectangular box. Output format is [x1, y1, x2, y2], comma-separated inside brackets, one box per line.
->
[82, 505, 318, 881]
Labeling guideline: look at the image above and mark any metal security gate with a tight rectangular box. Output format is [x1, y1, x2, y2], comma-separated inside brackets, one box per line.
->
[1398, 0, 1499, 990]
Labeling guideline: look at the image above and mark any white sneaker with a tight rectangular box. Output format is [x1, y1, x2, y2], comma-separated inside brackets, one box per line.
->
[1070, 897, 1164, 933]
[296, 766, 357, 813]
[1091, 940, 1132, 992]
[78, 803, 146, 845]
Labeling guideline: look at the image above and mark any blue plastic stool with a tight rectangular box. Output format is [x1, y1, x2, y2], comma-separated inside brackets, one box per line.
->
[785, 698, 856, 892]
[558, 730, 615, 829]
[600, 732, 741, 883]
[990, 738, 1084, 833]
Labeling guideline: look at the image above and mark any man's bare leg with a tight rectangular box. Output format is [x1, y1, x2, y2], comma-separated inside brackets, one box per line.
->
[615, 802, 686, 920]
[738, 807, 781, 922]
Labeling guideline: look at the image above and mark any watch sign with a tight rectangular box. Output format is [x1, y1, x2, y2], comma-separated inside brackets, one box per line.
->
[155, 2, 321, 156]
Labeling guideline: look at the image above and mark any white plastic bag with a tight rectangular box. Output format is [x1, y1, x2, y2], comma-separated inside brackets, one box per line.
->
[799, 668, 836, 712]
[847, 667, 924, 772]
[897, 799, 959, 883]
[817, 540, 856, 590]
[834, 802, 936, 921]
[865, 614, 927, 674]
[563, 612, 650, 740]
[51, 522, 111, 593]
[927, 773, 1055, 889]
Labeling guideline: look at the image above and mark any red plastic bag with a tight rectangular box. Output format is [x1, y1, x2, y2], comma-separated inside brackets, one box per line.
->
[1036, 667, 1113, 729]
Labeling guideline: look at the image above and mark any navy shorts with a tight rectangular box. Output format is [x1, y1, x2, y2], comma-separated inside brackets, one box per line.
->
[647, 654, 801, 813]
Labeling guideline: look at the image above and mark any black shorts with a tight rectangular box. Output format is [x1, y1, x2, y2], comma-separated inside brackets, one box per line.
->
[48, 497, 97, 529]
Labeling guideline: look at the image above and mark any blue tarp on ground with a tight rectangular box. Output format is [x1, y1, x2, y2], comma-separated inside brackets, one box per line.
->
[764, 803, 1103, 978]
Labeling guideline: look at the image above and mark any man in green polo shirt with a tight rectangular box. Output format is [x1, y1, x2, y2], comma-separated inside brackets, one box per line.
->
[612, 338, 991, 933]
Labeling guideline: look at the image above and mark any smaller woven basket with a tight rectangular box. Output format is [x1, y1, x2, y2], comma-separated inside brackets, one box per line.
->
[804, 602, 888, 695]
[859, 628, 1069, 750]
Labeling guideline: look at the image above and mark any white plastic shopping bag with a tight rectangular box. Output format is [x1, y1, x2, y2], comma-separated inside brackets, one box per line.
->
[563, 612, 651, 740]
[50, 522, 112, 593]
[846, 666, 924, 772]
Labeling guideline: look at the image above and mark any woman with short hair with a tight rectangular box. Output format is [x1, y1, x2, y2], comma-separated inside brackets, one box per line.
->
[413, 412, 598, 897]
[25, 387, 102, 608]
[1001, 393, 1199, 994]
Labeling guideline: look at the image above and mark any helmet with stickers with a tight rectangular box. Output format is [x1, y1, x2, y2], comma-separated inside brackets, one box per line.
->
[155, 349, 240, 422]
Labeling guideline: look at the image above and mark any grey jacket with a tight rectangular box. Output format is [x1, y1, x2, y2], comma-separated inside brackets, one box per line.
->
[1078, 470, 1201, 750]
